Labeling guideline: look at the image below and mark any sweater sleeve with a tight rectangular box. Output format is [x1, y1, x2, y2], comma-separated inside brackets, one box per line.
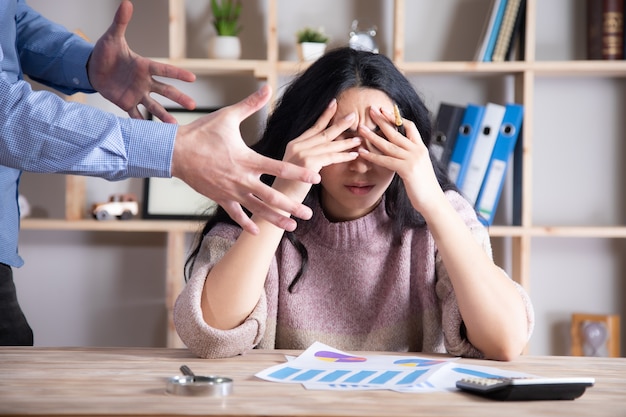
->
[173, 225, 268, 359]
[435, 191, 535, 358]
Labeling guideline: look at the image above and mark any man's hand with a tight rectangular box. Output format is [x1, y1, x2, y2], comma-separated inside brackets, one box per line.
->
[172, 85, 321, 235]
[88, 0, 196, 123]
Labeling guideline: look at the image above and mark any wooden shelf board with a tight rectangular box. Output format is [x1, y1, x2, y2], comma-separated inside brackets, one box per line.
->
[488, 226, 626, 238]
[532, 60, 626, 77]
[485, 226, 526, 237]
[150, 58, 271, 78]
[151, 58, 626, 78]
[528, 226, 626, 238]
[21, 220, 626, 239]
[20, 218, 203, 233]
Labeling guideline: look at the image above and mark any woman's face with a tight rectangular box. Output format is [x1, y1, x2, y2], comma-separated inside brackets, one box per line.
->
[319, 87, 396, 222]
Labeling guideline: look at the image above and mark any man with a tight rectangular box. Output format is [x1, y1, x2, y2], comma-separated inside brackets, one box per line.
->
[0, 0, 320, 345]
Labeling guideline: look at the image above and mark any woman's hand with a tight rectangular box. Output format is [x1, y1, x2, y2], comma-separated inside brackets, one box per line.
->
[272, 100, 361, 205]
[357, 106, 446, 216]
[360, 107, 529, 360]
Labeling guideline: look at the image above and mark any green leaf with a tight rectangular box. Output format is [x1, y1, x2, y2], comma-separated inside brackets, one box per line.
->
[211, 0, 242, 36]
[296, 27, 328, 43]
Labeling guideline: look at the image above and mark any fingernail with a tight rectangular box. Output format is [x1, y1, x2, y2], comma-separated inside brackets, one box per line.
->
[328, 98, 337, 108]
[299, 207, 313, 221]
[344, 112, 356, 121]
[381, 108, 390, 116]
[311, 172, 321, 184]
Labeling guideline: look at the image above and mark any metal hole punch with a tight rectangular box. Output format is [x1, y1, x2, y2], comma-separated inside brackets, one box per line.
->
[166, 365, 233, 397]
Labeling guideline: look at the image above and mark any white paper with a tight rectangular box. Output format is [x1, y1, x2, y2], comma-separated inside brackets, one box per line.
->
[255, 342, 534, 393]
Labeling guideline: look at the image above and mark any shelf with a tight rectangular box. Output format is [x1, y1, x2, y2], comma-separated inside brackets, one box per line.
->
[533, 61, 626, 77]
[153, 58, 626, 79]
[278, 61, 524, 76]
[527, 226, 626, 238]
[487, 226, 626, 238]
[20, 218, 203, 233]
[155, 59, 531, 77]
[150, 58, 272, 78]
[22, 220, 626, 239]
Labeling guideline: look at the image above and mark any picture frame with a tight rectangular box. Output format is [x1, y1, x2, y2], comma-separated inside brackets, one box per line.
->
[142, 108, 219, 220]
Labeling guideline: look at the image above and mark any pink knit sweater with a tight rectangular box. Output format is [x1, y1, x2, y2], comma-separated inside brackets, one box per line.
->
[174, 191, 534, 359]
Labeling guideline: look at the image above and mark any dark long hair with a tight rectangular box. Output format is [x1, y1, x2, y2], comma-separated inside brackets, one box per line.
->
[185, 47, 457, 286]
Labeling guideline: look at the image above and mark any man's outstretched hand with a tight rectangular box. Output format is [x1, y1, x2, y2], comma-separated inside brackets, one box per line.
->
[89, 2, 320, 233]
[88, 0, 196, 123]
[172, 85, 321, 234]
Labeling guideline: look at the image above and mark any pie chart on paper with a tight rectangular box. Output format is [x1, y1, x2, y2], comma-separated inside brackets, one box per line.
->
[314, 351, 367, 363]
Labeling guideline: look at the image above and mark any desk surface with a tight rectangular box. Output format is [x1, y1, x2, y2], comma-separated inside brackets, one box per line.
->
[0, 347, 624, 417]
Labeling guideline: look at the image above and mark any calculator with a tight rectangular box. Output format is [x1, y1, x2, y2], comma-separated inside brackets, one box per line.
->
[455, 376, 595, 401]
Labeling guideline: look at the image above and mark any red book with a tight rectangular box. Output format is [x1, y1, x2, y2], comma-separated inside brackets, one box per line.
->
[587, 0, 624, 60]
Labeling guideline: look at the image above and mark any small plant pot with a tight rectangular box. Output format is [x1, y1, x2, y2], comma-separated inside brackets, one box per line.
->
[209, 36, 241, 59]
[297, 42, 327, 61]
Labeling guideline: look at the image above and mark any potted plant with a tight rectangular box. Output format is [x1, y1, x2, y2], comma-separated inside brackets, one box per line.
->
[296, 27, 329, 61]
[208, 0, 242, 59]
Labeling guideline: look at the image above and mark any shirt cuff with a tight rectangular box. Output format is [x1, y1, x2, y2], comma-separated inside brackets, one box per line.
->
[119, 117, 178, 178]
[63, 39, 96, 93]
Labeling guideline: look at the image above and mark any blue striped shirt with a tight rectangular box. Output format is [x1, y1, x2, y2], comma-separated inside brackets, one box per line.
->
[1, 0, 177, 267]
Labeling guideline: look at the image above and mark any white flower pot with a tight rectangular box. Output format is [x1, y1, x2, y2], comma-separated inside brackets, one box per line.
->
[209, 36, 241, 59]
[297, 42, 327, 61]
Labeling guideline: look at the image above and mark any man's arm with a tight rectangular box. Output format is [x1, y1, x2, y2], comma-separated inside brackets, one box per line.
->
[1, 1, 173, 179]
[0, 76, 175, 180]
[3, 0, 320, 233]
[15, 0, 95, 95]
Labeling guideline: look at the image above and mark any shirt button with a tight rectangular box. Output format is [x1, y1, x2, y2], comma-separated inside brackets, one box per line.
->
[72, 77, 80, 85]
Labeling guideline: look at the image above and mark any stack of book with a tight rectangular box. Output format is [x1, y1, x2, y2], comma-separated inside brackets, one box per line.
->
[430, 102, 524, 226]
[477, 0, 626, 62]
[474, 0, 527, 62]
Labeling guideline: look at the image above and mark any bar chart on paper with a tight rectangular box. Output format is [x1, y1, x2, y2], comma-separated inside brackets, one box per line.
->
[255, 342, 534, 392]
[256, 342, 455, 390]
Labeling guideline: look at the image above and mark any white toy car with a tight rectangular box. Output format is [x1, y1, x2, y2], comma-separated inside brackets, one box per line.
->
[92, 194, 139, 221]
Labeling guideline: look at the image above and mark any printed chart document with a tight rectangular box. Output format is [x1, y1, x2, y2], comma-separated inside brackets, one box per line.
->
[255, 342, 533, 393]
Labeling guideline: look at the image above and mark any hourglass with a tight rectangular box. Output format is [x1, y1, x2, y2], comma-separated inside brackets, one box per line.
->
[582, 321, 608, 356]
[570, 313, 621, 357]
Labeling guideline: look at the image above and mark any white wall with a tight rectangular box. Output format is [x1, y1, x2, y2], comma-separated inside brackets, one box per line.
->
[13, 0, 625, 355]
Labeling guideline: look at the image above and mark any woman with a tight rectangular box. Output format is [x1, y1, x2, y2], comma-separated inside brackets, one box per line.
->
[174, 47, 534, 360]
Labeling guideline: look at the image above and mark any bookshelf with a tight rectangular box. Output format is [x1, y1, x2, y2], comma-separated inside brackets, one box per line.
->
[20, 0, 626, 353]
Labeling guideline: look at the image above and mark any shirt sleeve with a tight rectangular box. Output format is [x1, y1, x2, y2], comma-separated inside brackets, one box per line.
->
[15, 0, 94, 94]
[0, 1, 176, 179]
[173, 224, 268, 359]
[0, 78, 176, 179]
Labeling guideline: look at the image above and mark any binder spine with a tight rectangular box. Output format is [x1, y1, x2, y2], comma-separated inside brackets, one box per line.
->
[447, 104, 485, 187]
[475, 104, 524, 225]
[460, 103, 506, 205]
[430, 103, 466, 168]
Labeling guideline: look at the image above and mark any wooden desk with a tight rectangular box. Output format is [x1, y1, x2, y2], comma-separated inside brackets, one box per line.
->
[0, 347, 624, 416]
